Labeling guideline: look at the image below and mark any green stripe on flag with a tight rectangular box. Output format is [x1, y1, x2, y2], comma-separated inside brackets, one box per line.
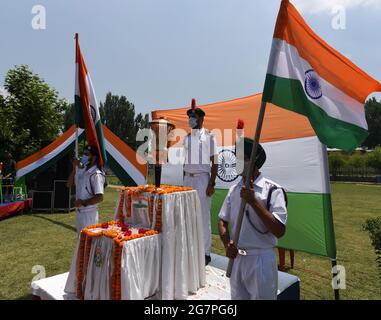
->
[262, 74, 368, 152]
[95, 120, 107, 166]
[210, 189, 336, 258]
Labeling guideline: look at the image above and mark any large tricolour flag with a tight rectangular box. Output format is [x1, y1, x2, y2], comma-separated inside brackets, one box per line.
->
[153, 94, 337, 258]
[263, 0, 381, 152]
[75, 33, 107, 166]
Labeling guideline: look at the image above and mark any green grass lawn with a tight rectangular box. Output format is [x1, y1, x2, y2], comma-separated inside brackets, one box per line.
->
[0, 183, 380, 300]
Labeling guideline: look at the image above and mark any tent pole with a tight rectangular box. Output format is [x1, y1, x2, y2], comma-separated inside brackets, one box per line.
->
[331, 258, 340, 300]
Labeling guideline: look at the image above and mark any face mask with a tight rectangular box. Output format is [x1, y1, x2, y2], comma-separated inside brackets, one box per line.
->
[188, 117, 198, 129]
[81, 155, 89, 166]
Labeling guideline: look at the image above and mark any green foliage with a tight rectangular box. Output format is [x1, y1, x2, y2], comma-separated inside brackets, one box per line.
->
[346, 153, 367, 169]
[100, 92, 149, 150]
[63, 103, 75, 131]
[63, 92, 149, 150]
[366, 147, 381, 171]
[328, 153, 347, 175]
[0, 65, 70, 160]
[363, 98, 381, 149]
[363, 217, 381, 278]
[364, 217, 381, 252]
[328, 149, 381, 176]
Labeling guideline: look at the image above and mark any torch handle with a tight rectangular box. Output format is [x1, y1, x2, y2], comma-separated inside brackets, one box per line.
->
[155, 164, 162, 188]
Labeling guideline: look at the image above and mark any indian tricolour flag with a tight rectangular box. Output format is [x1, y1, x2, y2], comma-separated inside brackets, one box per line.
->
[153, 94, 336, 258]
[75, 33, 107, 166]
[16, 124, 146, 186]
[263, 0, 381, 153]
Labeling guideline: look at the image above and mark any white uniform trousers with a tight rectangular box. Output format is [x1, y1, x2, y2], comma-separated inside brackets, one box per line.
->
[230, 248, 277, 300]
[183, 173, 212, 256]
[76, 207, 99, 235]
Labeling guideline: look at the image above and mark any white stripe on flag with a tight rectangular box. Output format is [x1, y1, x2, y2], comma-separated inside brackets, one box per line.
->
[105, 139, 146, 186]
[163, 136, 328, 194]
[268, 38, 367, 129]
[16, 129, 84, 178]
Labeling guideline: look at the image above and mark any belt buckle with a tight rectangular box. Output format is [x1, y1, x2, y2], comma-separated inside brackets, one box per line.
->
[238, 249, 247, 256]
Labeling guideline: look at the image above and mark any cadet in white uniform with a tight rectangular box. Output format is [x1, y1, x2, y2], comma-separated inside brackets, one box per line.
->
[183, 103, 218, 265]
[218, 138, 287, 299]
[67, 145, 105, 235]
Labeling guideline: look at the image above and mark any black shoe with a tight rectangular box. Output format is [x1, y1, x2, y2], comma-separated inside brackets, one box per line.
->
[205, 255, 211, 266]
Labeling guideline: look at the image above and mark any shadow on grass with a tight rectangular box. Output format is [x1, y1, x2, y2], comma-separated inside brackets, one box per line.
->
[31, 214, 77, 233]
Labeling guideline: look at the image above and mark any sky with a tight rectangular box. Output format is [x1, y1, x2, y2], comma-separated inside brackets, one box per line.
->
[0, 0, 380, 116]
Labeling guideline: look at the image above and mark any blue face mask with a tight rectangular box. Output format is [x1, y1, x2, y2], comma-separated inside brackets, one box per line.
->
[81, 155, 89, 166]
[188, 117, 198, 129]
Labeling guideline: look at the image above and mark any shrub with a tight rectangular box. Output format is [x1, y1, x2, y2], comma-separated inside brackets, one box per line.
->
[363, 217, 381, 279]
[366, 147, 381, 171]
[328, 154, 346, 176]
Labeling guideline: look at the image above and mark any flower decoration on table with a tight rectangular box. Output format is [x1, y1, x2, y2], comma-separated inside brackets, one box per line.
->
[76, 219, 159, 300]
[116, 184, 194, 232]
[77, 184, 195, 300]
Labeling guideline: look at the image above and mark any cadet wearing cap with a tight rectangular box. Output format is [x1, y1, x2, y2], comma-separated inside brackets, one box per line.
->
[67, 145, 106, 235]
[218, 138, 287, 299]
[183, 99, 218, 265]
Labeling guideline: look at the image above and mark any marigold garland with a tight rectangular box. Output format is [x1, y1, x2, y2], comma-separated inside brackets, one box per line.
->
[82, 235, 93, 294]
[117, 191, 125, 222]
[112, 239, 123, 300]
[76, 221, 159, 300]
[126, 190, 132, 218]
[149, 195, 154, 228]
[76, 230, 87, 300]
[155, 198, 162, 232]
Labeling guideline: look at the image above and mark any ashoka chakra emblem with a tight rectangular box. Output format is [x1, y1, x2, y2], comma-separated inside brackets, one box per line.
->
[218, 149, 239, 183]
[90, 105, 97, 122]
[304, 69, 322, 100]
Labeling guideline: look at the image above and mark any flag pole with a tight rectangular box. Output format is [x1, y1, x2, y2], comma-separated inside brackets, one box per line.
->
[226, 0, 284, 279]
[74, 34, 79, 228]
[226, 99, 268, 277]
[321, 143, 340, 300]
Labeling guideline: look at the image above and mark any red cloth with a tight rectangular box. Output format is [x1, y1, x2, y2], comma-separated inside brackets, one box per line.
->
[0, 199, 32, 220]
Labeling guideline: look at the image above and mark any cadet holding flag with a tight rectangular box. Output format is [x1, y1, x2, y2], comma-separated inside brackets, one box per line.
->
[218, 137, 287, 300]
[68, 33, 107, 234]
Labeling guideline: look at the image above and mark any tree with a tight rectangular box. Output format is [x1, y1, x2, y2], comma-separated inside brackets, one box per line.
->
[63, 102, 75, 131]
[99, 92, 149, 150]
[1, 65, 69, 160]
[363, 97, 381, 149]
[63, 92, 149, 150]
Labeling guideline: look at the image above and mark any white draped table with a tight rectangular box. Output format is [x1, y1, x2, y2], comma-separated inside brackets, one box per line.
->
[64, 189, 206, 300]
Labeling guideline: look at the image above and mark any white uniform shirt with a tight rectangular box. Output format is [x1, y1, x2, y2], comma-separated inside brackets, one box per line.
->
[76, 165, 105, 212]
[218, 174, 287, 249]
[183, 127, 218, 174]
